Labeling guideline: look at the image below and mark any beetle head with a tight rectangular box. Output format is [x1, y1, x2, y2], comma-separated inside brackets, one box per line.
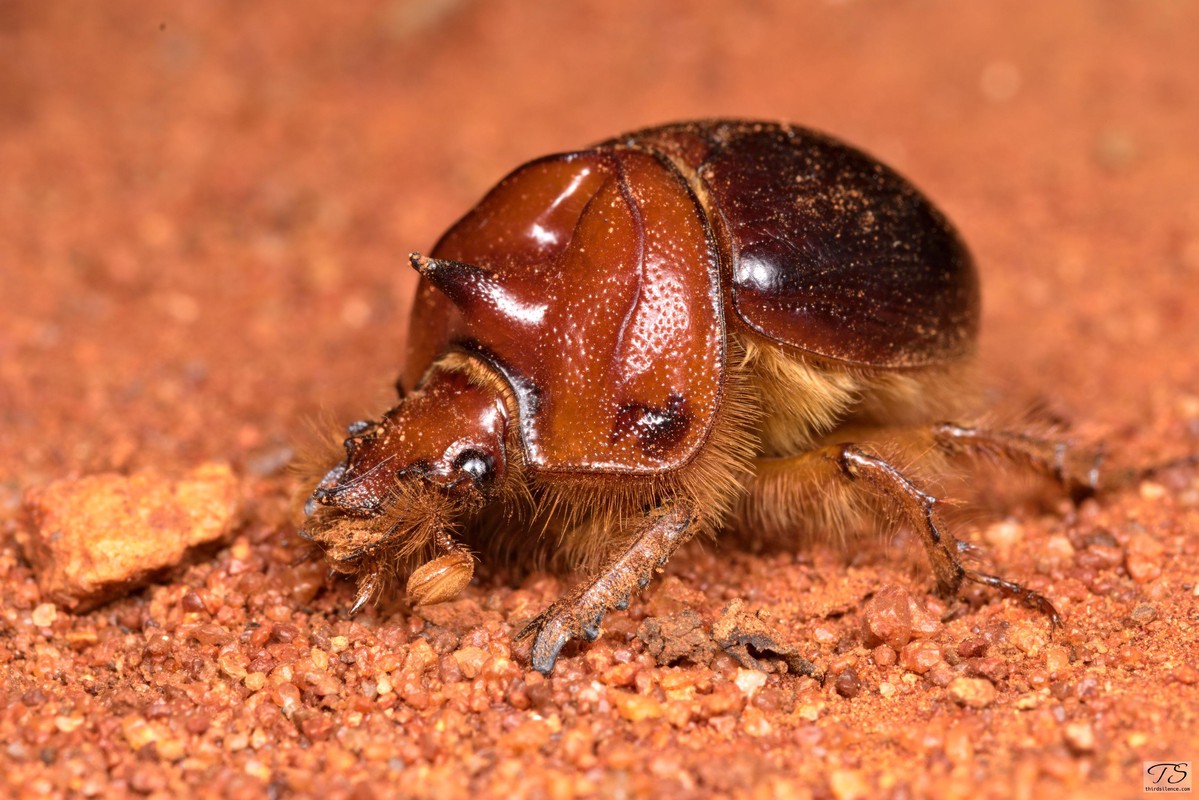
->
[301, 366, 509, 611]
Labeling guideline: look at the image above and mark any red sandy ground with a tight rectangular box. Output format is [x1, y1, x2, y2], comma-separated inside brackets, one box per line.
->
[2, 2, 1197, 798]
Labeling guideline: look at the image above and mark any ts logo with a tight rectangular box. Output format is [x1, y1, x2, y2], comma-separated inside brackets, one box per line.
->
[1144, 762, 1191, 793]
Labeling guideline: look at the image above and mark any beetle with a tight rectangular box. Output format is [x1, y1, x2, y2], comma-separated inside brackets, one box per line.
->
[301, 120, 1096, 674]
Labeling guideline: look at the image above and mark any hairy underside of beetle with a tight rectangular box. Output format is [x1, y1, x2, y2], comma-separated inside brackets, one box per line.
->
[524, 331, 986, 563]
[300, 328, 1113, 679]
[297, 329, 1063, 613]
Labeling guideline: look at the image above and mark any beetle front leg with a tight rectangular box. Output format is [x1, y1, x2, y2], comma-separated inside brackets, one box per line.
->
[518, 501, 696, 674]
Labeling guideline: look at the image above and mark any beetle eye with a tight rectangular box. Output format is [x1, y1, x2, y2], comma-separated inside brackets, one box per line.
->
[453, 449, 494, 488]
[346, 419, 374, 436]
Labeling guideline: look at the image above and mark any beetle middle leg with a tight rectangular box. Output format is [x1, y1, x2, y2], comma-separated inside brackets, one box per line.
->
[743, 444, 1060, 623]
[517, 501, 696, 674]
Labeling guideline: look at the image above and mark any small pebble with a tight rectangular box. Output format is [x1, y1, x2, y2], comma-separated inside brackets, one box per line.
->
[1045, 535, 1076, 561]
[1063, 721, 1096, 753]
[871, 645, 897, 667]
[863, 586, 914, 649]
[218, 649, 248, 680]
[612, 691, 664, 722]
[1008, 624, 1046, 656]
[122, 717, 160, 750]
[1045, 645, 1070, 675]
[1125, 532, 1165, 583]
[948, 677, 997, 709]
[734, 668, 767, 699]
[899, 641, 942, 675]
[1138, 481, 1166, 501]
[835, 667, 862, 699]
[829, 768, 870, 800]
[55, 715, 84, 733]
[927, 664, 956, 688]
[741, 707, 773, 737]
[985, 520, 1023, 548]
[1129, 603, 1157, 625]
[502, 718, 552, 754]
[957, 637, 989, 659]
[31, 603, 57, 628]
[453, 646, 490, 679]
[1172, 664, 1198, 685]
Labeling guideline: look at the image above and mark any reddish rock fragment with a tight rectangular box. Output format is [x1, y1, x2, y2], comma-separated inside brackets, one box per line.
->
[19, 464, 240, 611]
[1173, 664, 1199, 685]
[871, 645, 897, 667]
[1063, 721, 1096, 754]
[612, 691, 665, 722]
[453, 645, 490, 679]
[862, 586, 914, 650]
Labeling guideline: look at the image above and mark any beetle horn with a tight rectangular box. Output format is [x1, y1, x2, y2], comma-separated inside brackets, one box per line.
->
[409, 252, 546, 327]
[409, 253, 487, 307]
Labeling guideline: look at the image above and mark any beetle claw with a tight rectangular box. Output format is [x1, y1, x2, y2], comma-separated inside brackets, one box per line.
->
[349, 572, 378, 616]
[518, 601, 607, 673]
[349, 592, 371, 616]
[524, 612, 573, 675]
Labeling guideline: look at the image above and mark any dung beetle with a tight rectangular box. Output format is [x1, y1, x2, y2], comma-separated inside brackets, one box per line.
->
[302, 120, 1095, 674]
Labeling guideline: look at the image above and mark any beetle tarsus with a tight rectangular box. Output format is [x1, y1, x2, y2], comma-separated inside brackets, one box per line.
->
[963, 569, 1062, 628]
[759, 442, 1057, 621]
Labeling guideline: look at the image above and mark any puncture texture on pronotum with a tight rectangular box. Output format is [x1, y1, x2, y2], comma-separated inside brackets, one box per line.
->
[300, 120, 1105, 674]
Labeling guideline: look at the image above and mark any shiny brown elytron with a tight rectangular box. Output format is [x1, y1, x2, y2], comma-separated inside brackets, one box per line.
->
[301, 120, 1091, 674]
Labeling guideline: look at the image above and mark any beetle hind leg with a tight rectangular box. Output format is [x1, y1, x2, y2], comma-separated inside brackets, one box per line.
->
[928, 422, 1103, 504]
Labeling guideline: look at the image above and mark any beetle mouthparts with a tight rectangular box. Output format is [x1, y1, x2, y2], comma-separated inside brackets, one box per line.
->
[406, 547, 475, 606]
